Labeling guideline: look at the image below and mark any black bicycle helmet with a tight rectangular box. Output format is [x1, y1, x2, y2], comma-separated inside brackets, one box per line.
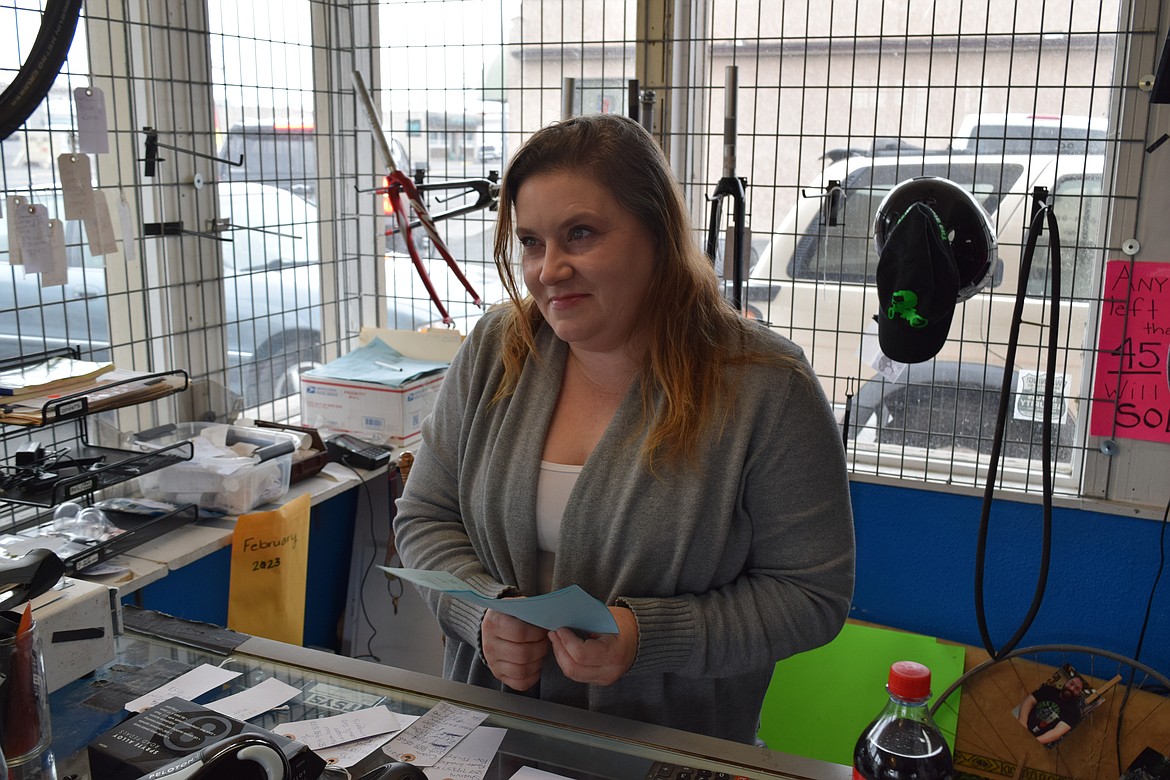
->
[873, 176, 998, 301]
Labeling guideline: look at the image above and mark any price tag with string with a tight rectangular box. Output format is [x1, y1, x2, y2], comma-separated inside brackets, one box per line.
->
[75, 86, 110, 154]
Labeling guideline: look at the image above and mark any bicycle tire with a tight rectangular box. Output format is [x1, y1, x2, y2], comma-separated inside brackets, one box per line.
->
[929, 644, 1170, 780]
[0, 0, 85, 142]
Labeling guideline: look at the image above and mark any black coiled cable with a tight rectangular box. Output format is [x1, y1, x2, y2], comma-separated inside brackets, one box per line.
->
[974, 200, 1062, 660]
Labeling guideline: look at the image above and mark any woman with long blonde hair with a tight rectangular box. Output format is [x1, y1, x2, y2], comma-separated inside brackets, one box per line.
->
[394, 113, 855, 743]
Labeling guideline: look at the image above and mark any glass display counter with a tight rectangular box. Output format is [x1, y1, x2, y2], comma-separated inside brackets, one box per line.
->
[40, 611, 849, 780]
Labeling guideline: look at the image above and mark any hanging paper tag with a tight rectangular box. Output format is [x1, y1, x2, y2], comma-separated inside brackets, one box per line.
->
[59, 153, 96, 221]
[6, 196, 27, 265]
[75, 86, 110, 154]
[41, 220, 68, 288]
[84, 191, 119, 256]
[118, 191, 136, 262]
[16, 204, 52, 273]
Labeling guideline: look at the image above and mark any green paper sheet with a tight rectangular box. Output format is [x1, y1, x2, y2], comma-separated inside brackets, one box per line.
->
[757, 622, 965, 766]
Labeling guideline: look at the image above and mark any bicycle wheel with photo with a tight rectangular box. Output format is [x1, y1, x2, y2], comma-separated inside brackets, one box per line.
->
[930, 644, 1170, 780]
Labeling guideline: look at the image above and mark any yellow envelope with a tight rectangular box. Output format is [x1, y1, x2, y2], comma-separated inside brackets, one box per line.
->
[227, 492, 311, 645]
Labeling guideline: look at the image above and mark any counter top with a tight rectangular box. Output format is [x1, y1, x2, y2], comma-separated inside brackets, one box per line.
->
[36, 610, 850, 780]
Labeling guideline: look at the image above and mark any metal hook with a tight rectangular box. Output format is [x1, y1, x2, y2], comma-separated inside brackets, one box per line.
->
[209, 218, 301, 241]
[800, 181, 845, 227]
[143, 220, 231, 242]
[140, 126, 243, 178]
[1029, 185, 1051, 237]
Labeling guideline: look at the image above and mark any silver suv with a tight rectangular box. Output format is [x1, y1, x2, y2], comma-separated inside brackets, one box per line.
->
[749, 124, 1105, 464]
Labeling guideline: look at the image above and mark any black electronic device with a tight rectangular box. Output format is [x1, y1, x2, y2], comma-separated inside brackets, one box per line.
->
[326, 434, 394, 471]
[356, 762, 428, 780]
[146, 733, 291, 780]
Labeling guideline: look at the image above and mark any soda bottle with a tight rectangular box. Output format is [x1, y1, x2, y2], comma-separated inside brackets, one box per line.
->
[853, 660, 954, 780]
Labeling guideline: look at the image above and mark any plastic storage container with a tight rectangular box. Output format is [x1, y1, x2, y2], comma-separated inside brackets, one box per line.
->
[133, 423, 299, 515]
[853, 660, 953, 780]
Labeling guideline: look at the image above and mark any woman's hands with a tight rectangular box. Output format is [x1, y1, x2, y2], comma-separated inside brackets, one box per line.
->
[548, 606, 639, 685]
[481, 608, 550, 691]
[482, 605, 640, 689]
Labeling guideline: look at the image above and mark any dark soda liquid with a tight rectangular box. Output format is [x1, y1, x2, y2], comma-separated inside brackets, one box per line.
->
[852, 716, 953, 780]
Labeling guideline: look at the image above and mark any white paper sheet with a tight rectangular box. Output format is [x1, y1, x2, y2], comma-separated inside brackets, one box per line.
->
[277, 705, 402, 751]
[205, 676, 301, 721]
[124, 663, 242, 712]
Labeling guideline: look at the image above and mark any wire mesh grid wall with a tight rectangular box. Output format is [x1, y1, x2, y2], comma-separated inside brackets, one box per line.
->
[367, 0, 1147, 500]
[0, 0, 1162, 511]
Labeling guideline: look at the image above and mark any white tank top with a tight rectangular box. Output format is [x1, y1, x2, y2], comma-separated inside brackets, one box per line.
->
[535, 460, 582, 593]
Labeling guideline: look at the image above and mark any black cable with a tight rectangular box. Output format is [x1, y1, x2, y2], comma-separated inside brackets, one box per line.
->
[974, 202, 1061, 660]
[1113, 492, 1169, 776]
[335, 457, 384, 663]
[0, 0, 85, 142]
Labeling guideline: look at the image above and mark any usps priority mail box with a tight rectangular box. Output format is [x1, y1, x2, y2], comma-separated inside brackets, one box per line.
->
[300, 371, 446, 447]
[300, 328, 461, 447]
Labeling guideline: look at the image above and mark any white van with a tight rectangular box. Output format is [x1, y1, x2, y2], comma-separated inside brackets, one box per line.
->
[747, 148, 1105, 463]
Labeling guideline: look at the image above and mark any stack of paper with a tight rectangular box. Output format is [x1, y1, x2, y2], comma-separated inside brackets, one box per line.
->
[0, 368, 187, 425]
[302, 337, 449, 389]
[0, 357, 115, 401]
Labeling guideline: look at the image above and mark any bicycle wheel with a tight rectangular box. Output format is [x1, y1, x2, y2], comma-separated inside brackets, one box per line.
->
[0, 0, 84, 141]
[930, 644, 1170, 780]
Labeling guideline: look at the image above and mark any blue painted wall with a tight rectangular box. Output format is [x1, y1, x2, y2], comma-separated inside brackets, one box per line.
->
[848, 481, 1169, 678]
[128, 488, 359, 652]
[125, 477, 1169, 680]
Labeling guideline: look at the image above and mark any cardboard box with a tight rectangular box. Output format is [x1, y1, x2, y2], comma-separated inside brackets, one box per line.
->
[87, 697, 325, 780]
[31, 576, 118, 693]
[299, 372, 446, 447]
[300, 328, 463, 447]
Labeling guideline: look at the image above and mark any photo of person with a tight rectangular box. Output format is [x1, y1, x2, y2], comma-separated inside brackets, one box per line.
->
[1013, 664, 1100, 748]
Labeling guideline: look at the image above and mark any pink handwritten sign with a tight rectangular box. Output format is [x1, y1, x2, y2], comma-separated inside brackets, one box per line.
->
[1090, 260, 1170, 443]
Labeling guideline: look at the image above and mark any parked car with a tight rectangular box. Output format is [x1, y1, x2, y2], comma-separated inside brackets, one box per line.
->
[949, 113, 1108, 156]
[748, 136, 1105, 462]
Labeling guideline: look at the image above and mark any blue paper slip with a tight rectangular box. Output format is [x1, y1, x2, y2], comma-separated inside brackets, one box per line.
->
[379, 567, 619, 635]
[302, 337, 449, 388]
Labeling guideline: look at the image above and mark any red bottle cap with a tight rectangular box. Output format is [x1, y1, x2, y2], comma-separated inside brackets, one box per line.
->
[888, 660, 932, 700]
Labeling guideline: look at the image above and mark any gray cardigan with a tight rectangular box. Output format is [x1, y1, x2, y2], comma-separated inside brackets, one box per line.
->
[393, 307, 855, 743]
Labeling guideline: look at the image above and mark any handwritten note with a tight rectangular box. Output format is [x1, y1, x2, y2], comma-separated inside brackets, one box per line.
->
[383, 700, 488, 767]
[74, 86, 110, 154]
[277, 705, 402, 750]
[16, 203, 51, 272]
[309, 715, 418, 768]
[59, 152, 95, 221]
[424, 726, 507, 780]
[1090, 260, 1170, 443]
[124, 664, 241, 712]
